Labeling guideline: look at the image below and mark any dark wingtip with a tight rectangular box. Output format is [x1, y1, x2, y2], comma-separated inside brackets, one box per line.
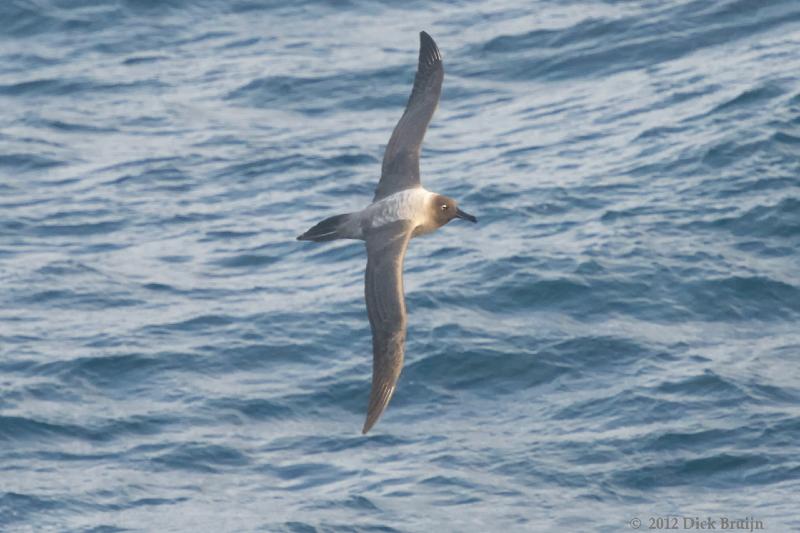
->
[361, 414, 379, 435]
[361, 382, 396, 435]
[362, 407, 379, 435]
[418, 31, 441, 63]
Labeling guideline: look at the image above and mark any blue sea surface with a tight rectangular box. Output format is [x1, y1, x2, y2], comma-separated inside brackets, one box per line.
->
[2, 0, 800, 531]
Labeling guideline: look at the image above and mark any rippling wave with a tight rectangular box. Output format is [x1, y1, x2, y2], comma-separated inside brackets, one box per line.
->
[2, 0, 799, 530]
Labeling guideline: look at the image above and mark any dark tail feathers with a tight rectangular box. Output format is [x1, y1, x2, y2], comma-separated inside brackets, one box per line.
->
[297, 213, 353, 242]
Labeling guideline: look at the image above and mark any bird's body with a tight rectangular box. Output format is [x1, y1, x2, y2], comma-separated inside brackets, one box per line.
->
[362, 188, 437, 235]
[298, 32, 476, 434]
[323, 188, 442, 241]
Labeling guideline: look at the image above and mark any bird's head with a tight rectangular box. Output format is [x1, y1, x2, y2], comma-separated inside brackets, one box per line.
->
[431, 194, 477, 227]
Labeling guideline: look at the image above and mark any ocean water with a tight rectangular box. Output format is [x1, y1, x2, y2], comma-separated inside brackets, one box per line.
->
[1, 0, 799, 531]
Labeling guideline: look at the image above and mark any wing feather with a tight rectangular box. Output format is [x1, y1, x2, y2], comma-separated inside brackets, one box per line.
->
[362, 220, 415, 433]
[373, 31, 444, 201]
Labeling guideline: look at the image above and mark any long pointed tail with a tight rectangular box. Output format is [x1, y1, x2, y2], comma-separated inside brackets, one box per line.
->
[297, 213, 356, 242]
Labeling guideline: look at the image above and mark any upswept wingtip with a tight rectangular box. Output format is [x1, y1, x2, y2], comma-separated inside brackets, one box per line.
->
[418, 30, 441, 63]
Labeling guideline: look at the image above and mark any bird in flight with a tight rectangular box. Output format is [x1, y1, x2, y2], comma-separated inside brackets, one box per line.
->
[298, 31, 477, 434]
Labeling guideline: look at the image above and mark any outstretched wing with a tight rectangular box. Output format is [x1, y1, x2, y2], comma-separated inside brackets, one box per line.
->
[374, 31, 444, 202]
[362, 220, 415, 434]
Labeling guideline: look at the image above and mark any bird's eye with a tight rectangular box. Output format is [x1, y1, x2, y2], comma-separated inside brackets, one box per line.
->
[440, 204, 448, 211]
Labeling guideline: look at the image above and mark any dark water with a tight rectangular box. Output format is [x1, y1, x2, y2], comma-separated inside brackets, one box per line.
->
[2, 0, 800, 531]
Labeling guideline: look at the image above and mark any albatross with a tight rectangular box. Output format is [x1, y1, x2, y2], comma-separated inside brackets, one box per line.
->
[298, 31, 477, 434]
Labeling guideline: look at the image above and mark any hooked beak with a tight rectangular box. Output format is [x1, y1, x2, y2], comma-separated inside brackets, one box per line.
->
[455, 207, 477, 223]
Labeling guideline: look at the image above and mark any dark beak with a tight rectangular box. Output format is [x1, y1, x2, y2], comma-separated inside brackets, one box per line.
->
[455, 207, 477, 223]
